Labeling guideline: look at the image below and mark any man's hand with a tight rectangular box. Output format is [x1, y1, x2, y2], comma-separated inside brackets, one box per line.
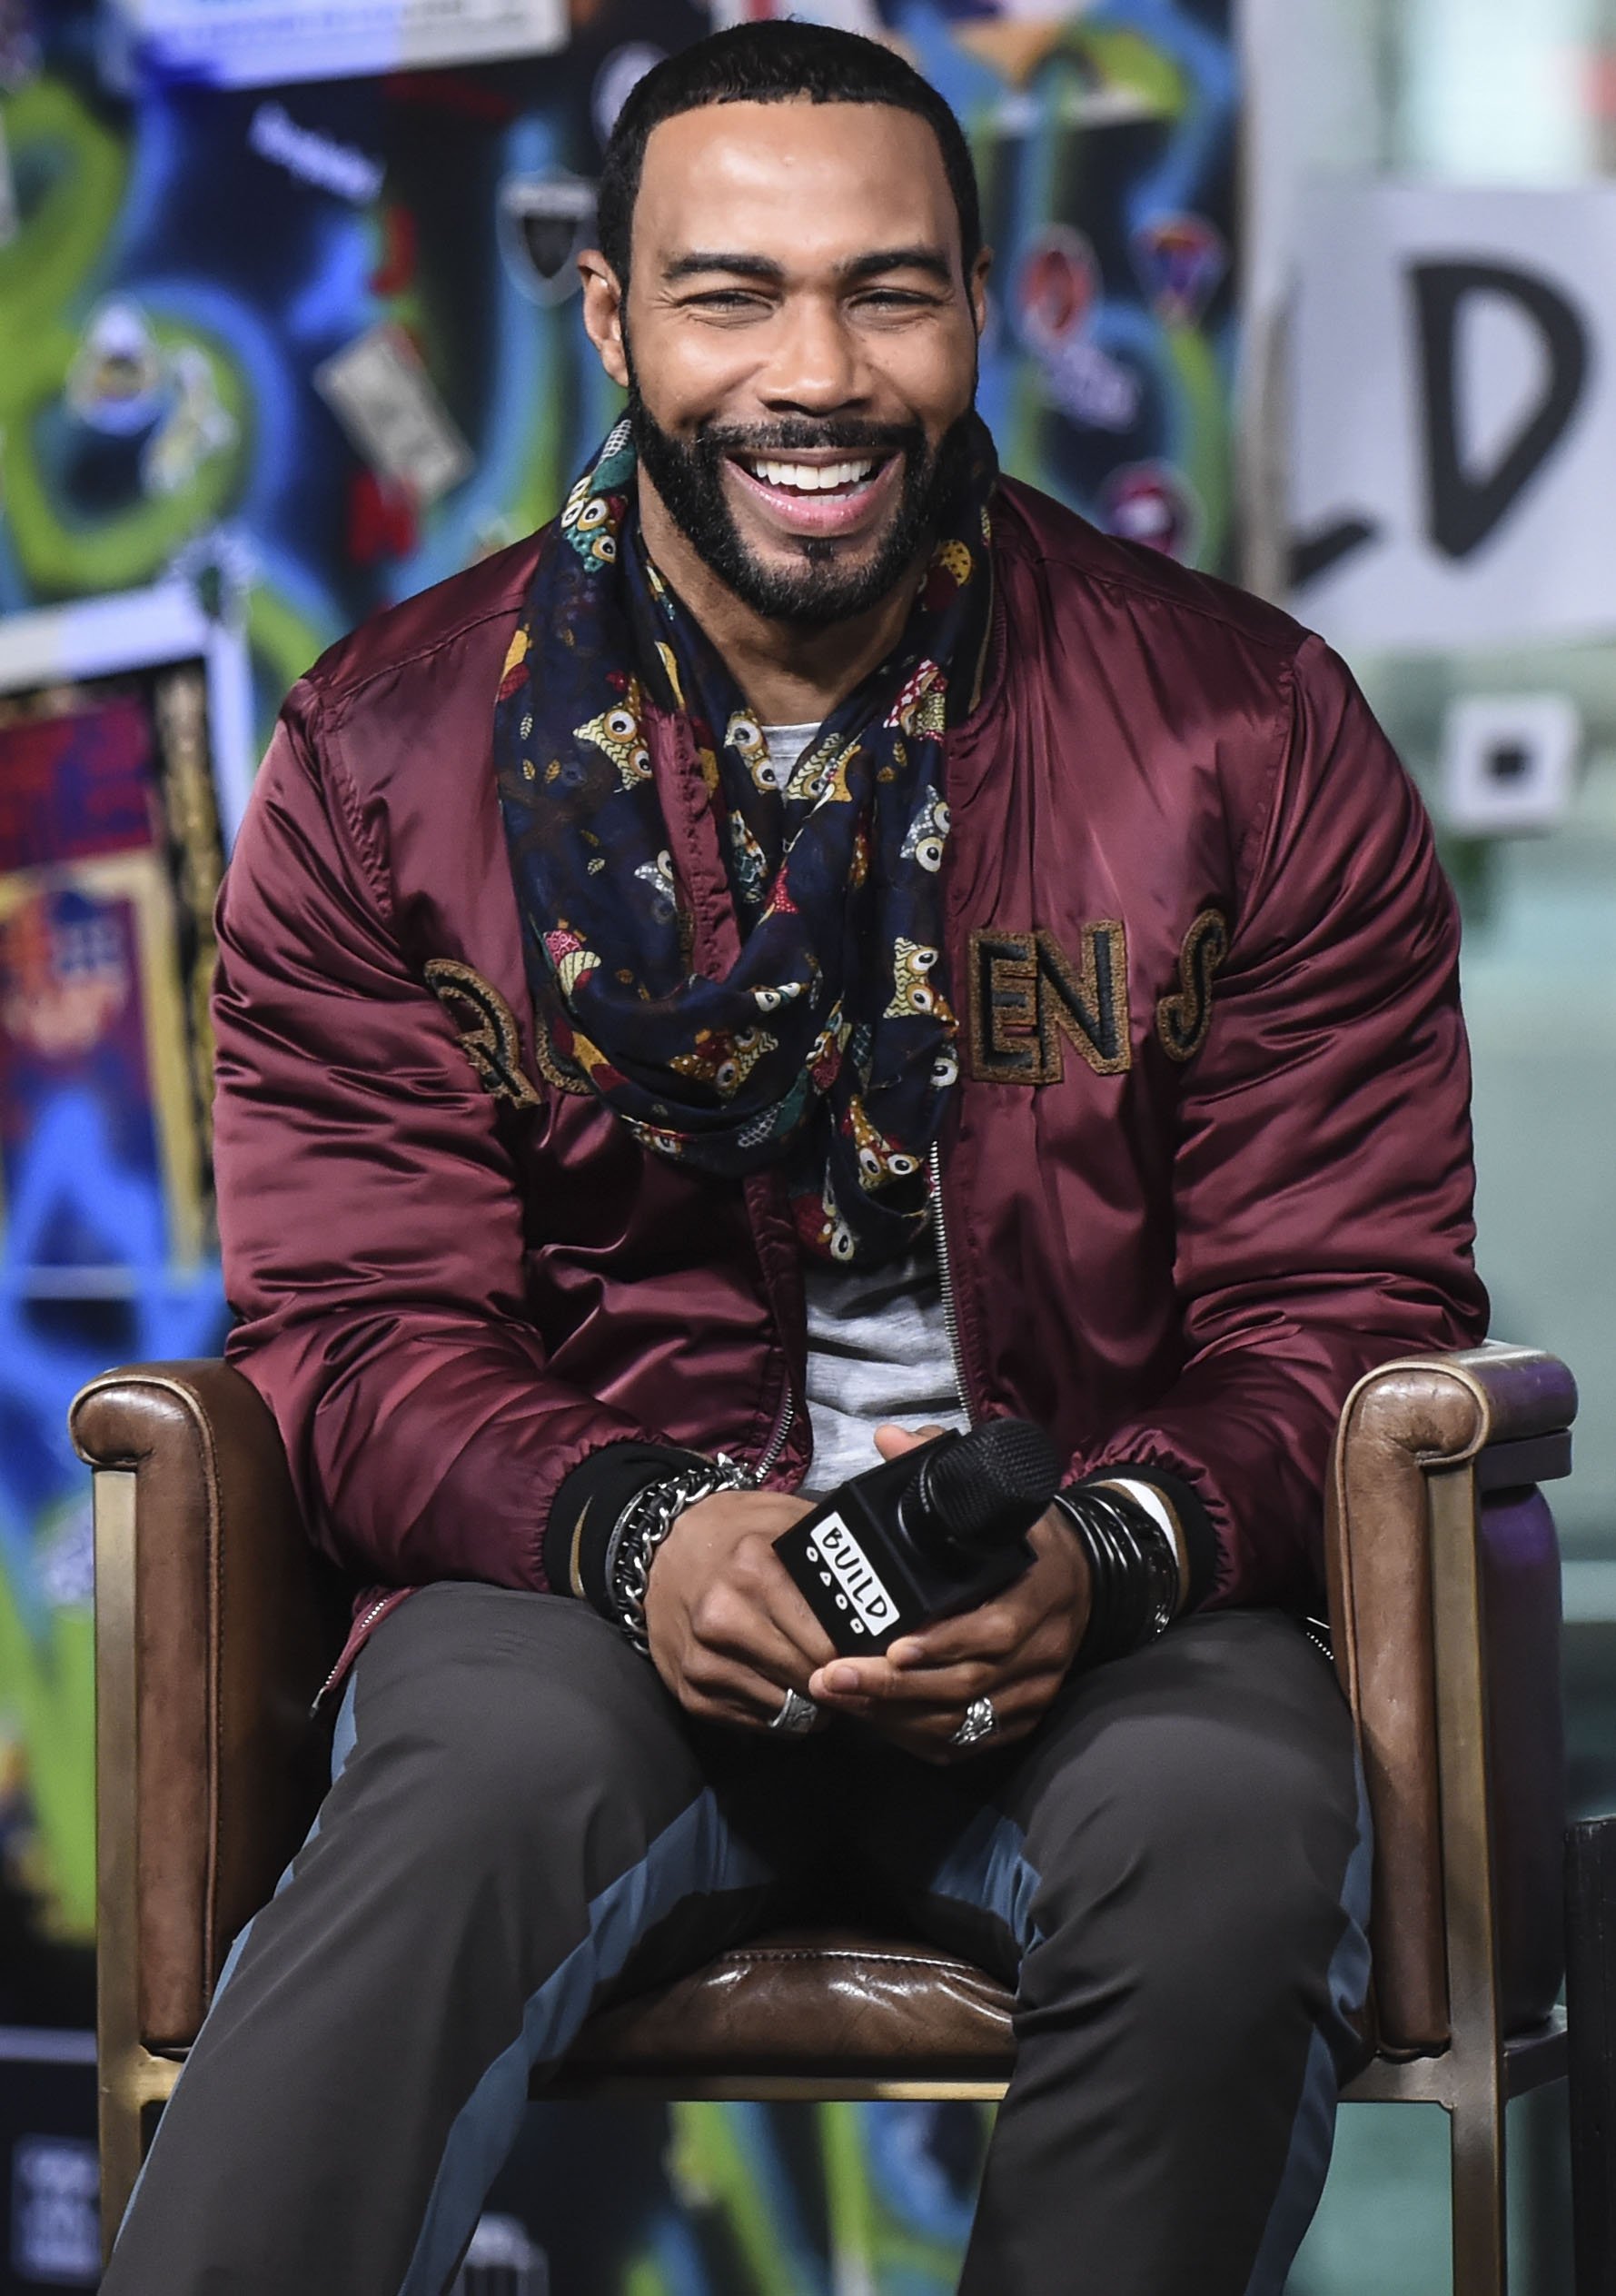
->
[643, 1486, 837, 1731]
[806, 1424, 1092, 1763]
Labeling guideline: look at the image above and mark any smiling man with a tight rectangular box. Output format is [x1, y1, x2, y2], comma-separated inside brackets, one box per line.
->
[100, 24, 1487, 2296]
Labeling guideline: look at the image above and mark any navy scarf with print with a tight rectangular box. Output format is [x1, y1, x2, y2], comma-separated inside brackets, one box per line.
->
[492, 416, 996, 1265]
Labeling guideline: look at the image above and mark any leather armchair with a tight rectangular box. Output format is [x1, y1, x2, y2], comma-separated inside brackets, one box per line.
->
[72, 1342, 1576, 2293]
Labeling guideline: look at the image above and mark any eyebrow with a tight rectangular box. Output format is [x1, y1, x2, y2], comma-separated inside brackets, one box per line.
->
[840, 245, 954, 285]
[660, 244, 955, 287]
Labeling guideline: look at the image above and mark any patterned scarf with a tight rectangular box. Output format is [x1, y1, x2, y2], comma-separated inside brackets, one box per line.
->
[492, 416, 996, 1265]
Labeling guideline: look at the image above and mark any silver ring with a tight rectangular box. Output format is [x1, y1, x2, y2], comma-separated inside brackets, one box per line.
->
[769, 1687, 820, 1736]
[949, 1695, 997, 1749]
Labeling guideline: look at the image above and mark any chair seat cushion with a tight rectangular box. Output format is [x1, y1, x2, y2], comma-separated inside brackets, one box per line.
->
[561, 1930, 1016, 2084]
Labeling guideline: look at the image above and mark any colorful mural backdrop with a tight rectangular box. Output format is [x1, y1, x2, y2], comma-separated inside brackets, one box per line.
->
[0, 0, 1234, 2280]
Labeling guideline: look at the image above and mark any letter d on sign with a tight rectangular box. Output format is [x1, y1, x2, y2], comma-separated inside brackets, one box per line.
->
[1411, 260, 1590, 561]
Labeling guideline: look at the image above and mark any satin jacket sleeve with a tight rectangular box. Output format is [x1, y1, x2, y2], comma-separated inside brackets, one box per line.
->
[1079, 633, 1489, 1607]
[213, 680, 672, 1591]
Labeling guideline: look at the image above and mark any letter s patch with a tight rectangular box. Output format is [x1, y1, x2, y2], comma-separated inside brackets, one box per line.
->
[1155, 909, 1229, 1062]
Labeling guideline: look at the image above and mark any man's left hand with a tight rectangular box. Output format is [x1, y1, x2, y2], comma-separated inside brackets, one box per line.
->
[806, 1423, 1091, 1763]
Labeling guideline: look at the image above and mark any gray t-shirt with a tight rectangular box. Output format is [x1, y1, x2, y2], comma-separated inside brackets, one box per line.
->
[762, 724, 968, 1487]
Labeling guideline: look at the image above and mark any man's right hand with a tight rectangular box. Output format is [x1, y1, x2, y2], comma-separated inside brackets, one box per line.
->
[643, 1487, 837, 1730]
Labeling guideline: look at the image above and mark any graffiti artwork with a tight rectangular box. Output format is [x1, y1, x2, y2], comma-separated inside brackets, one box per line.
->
[0, 0, 1236, 736]
[0, 0, 1234, 2279]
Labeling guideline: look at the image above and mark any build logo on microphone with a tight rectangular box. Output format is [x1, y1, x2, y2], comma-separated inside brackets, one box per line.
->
[805, 1516, 899, 1637]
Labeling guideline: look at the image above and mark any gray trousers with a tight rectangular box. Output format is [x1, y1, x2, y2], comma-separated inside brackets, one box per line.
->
[102, 1585, 1369, 2296]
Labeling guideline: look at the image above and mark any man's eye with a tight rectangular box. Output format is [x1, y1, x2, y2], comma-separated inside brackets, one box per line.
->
[686, 291, 769, 312]
[856, 290, 934, 311]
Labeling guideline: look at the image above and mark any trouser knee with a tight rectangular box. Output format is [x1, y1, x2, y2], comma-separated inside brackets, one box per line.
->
[318, 1585, 716, 1923]
[1020, 1638, 1364, 2059]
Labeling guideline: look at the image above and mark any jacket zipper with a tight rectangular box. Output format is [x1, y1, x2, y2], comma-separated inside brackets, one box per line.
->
[751, 1389, 794, 1486]
[929, 1141, 974, 1424]
[312, 1594, 392, 1712]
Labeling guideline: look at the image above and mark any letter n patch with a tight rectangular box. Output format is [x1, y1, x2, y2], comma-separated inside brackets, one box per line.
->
[967, 925, 1131, 1084]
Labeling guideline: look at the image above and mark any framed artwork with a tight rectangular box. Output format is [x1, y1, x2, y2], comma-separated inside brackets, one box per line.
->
[0, 582, 251, 1275]
[0, 587, 243, 1958]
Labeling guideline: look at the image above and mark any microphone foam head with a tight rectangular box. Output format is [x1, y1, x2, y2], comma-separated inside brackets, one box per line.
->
[923, 1418, 1062, 1553]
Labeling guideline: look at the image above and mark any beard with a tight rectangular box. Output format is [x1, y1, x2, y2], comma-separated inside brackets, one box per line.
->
[625, 360, 977, 631]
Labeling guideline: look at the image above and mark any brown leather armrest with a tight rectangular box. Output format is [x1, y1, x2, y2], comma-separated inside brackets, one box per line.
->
[71, 1361, 349, 2048]
[1333, 1342, 1577, 1466]
[1327, 1342, 1574, 2057]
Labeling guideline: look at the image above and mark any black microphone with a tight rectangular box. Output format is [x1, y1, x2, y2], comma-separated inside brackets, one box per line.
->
[773, 1419, 1061, 1656]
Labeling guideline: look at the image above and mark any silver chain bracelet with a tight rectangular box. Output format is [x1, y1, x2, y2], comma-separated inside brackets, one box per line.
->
[608, 1455, 749, 1655]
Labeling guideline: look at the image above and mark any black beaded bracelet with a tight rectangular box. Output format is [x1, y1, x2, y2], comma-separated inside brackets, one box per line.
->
[1051, 1485, 1183, 1665]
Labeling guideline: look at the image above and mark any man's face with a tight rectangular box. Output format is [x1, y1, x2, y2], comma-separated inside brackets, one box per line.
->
[583, 100, 988, 629]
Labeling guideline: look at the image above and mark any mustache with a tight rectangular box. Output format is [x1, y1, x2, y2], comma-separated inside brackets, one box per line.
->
[695, 418, 922, 461]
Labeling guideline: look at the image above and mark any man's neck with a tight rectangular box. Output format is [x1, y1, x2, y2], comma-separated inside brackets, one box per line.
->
[637, 472, 922, 726]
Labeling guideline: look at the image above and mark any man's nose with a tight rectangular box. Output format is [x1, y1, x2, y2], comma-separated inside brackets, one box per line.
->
[758, 294, 869, 414]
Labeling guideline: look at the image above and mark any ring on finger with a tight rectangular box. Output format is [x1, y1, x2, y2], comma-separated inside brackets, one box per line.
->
[769, 1687, 820, 1736]
[949, 1694, 998, 1749]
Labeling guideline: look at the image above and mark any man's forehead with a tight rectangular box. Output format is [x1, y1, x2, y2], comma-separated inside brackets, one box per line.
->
[635, 100, 957, 273]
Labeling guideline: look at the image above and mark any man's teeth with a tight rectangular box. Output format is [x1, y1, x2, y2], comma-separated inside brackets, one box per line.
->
[744, 456, 877, 493]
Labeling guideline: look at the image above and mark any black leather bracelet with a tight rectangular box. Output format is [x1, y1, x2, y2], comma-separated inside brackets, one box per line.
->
[1052, 1485, 1182, 1665]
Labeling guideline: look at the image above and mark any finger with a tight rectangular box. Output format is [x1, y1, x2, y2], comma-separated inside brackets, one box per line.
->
[839, 1685, 1056, 1743]
[700, 1540, 838, 1675]
[824, 1655, 1067, 1734]
[679, 1645, 815, 1731]
[695, 1601, 827, 1695]
[739, 1538, 841, 1671]
[808, 1655, 1002, 1709]
[659, 1615, 818, 1725]
[760, 1580, 838, 1675]
[810, 1622, 1064, 1701]
[659, 1661, 778, 1732]
[883, 1597, 1034, 1671]
[873, 1420, 949, 1462]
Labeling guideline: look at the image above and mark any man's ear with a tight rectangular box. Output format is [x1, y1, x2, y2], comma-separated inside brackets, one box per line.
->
[969, 246, 993, 342]
[578, 250, 630, 388]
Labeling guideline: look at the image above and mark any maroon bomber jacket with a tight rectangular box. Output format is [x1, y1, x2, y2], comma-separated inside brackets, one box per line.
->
[213, 476, 1488, 1659]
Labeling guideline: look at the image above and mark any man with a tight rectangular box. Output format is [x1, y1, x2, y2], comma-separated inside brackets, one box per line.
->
[102, 23, 1486, 2296]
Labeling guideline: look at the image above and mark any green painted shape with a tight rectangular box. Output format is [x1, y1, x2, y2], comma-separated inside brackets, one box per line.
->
[1067, 27, 1187, 118]
[0, 78, 126, 342]
[620, 2253, 673, 2296]
[0, 1551, 94, 1941]
[507, 309, 575, 542]
[665, 2102, 801, 2296]
[2, 319, 251, 596]
[1163, 321, 1230, 570]
[992, 63, 1070, 486]
[246, 583, 335, 743]
[818, 2102, 879, 2282]
[0, 76, 250, 595]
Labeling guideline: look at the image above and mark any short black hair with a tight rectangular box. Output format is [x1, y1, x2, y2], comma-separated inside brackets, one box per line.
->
[595, 22, 982, 288]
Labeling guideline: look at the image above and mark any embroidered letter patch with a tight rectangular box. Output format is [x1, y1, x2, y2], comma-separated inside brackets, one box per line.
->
[423, 959, 546, 1108]
[967, 924, 1130, 1084]
[1155, 909, 1229, 1062]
